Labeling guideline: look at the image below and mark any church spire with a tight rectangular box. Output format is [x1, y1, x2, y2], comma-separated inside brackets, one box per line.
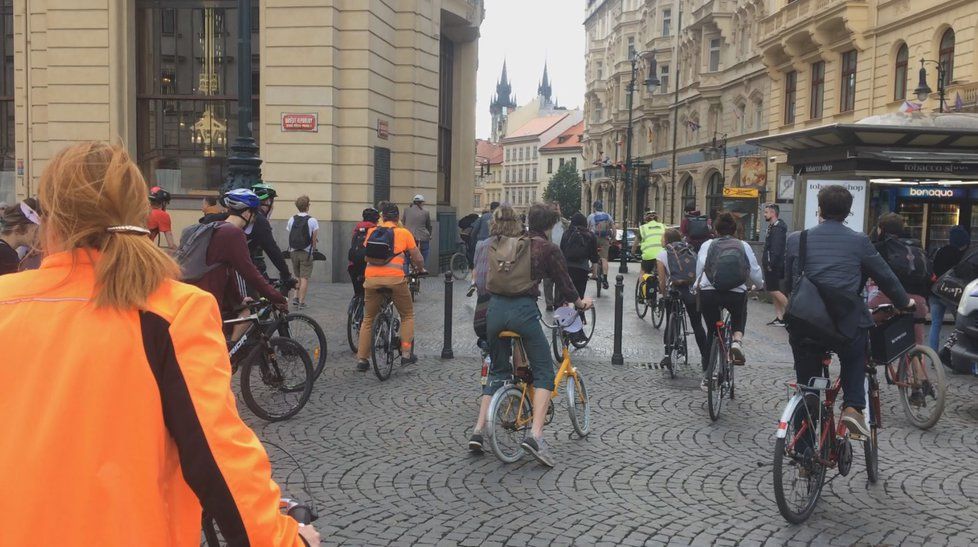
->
[490, 60, 516, 115]
[538, 61, 552, 104]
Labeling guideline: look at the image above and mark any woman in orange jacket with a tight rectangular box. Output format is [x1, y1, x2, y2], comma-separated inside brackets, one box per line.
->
[0, 142, 320, 546]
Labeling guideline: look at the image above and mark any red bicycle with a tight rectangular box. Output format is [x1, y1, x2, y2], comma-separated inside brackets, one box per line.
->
[705, 309, 734, 421]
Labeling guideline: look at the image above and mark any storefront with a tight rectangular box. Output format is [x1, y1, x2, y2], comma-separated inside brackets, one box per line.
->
[748, 114, 978, 250]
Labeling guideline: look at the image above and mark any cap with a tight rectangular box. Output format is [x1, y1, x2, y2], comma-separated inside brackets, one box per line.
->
[413, 194, 425, 202]
[382, 203, 400, 219]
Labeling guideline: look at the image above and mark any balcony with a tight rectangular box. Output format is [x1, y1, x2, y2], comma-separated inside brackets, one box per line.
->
[688, 0, 734, 33]
[758, 0, 870, 65]
[944, 82, 978, 112]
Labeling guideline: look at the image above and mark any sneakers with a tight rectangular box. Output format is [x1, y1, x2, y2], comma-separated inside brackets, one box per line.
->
[659, 355, 672, 371]
[468, 431, 484, 453]
[292, 298, 300, 306]
[767, 317, 786, 327]
[401, 354, 418, 366]
[729, 340, 746, 365]
[841, 407, 870, 438]
[700, 377, 709, 391]
[356, 359, 370, 372]
[602, 276, 610, 290]
[908, 388, 925, 407]
[520, 435, 555, 467]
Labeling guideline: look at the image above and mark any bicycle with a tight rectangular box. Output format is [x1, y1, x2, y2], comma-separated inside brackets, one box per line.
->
[370, 272, 426, 381]
[883, 322, 946, 429]
[543, 304, 596, 362]
[661, 288, 690, 378]
[261, 280, 327, 381]
[705, 309, 735, 421]
[484, 314, 592, 463]
[771, 303, 907, 524]
[408, 272, 421, 302]
[346, 293, 364, 353]
[448, 239, 470, 280]
[635, 272, 664, 327]
[223, 302, 314, 422]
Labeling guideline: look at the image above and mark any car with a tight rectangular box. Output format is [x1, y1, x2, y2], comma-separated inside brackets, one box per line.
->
[609, 228, 640, 262]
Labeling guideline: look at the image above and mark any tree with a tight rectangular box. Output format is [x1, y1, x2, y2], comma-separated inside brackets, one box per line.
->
[543, 162, 582, 217]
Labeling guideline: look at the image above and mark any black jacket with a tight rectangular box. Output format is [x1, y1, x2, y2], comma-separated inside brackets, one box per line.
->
[763, 219, 787, 274]
[198, 212, 291, 279]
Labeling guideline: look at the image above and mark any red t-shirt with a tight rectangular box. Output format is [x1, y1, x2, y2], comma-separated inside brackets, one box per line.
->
[147, 209, 172, 241]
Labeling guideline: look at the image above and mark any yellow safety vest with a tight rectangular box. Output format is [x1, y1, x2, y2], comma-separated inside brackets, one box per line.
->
[639, 221, 666, 261]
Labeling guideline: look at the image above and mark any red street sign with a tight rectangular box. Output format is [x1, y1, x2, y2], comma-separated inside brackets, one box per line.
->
[281, 113, 318, 132]
[377, 119, 389, 139]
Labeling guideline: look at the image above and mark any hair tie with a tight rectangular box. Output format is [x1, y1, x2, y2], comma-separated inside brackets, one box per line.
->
[107, 225, 151, 235]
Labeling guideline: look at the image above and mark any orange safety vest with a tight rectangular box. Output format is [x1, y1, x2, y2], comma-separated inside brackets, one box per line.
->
[364, 221, 415, 278]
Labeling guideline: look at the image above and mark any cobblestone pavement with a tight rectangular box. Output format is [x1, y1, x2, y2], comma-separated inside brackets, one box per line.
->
[245, 270, 978, 546]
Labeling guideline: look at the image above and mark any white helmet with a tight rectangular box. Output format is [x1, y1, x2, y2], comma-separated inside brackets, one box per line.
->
[413, 194, 425, 202]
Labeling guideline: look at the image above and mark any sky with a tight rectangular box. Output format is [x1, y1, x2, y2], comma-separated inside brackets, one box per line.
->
[475, 0, 586, 139]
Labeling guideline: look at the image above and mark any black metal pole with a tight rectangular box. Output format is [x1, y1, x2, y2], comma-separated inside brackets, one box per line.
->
[612, 274, 624, 365]
[223, 0, 262, 192]
[938, 63, 946, 113]
[668, 3, 683, 225]
[720, 137, 727, 186]
[621, 59, 636, 275]
[441, 271, 454, 359]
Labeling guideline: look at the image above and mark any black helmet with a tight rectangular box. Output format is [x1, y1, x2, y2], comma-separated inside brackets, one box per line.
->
[382, 203, 399, 220]
[149, 186, 172, 203]
[362, 207, 380, 222]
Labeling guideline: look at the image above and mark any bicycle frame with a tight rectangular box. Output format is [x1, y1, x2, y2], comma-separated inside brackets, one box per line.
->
[500, 334, 580, 431]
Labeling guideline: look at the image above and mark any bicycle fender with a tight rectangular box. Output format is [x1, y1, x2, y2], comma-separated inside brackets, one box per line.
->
[776, 392, 806, 439]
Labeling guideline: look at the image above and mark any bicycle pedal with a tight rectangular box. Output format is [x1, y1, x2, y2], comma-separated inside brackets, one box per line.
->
[848, 432, 867, 442]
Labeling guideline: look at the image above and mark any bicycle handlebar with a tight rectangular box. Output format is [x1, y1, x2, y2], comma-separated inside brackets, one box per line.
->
[282, 499, 317, 525]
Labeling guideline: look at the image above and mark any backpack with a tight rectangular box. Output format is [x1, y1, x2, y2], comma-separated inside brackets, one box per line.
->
[686, 215, 711, 239]
[289, 215, 312, 250]
[561, 228, 589, 262]
[705, 236, 750, 291]
[666, 241, 697, 286]
[592, 212, 613, 238]
[487, 235, 535, 296]
[881, 237, 933, 291]
[348, 226, 370, 265]
[364, 226, 397, 263]
[175, 222, 222, 282]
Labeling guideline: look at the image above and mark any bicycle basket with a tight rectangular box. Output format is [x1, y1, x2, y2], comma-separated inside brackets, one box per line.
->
[869, 313, 915, 364]
[552, 306, 583, 333]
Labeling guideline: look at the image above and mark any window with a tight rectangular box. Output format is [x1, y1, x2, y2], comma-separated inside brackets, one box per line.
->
[706, 172, 723, 217]
[547, 158, 553, 173]
[736, 103, 747, 133]
[894, 44, 908, 101]
[596, 61, 603, 80]
[754, 99, 764, 130]
[708, 38, 721, 72]
[840, 50, 857, 112]
[438, 36, 454, 203]
[532, 167, 537, 181]
[681, 176, 696, 210]
[559, 157, 565, 168]
[660, 64, 670, 93]
[505, 168, 510, 183]
[136, 1, 260, 193]
[518, 147, 524, 161]
[784, 71, 797, 123]
[662, 9, 671, 36]
[939, 29, 955, 86]
[627, 36, 636, 60]
[533, 147, 538, 159]
[571, 157, 577, 168]
[810, 62, 825, 119]
[506, 148, 510, 161]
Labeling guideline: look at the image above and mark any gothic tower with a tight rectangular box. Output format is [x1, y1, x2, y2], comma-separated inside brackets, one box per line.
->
[490, 61, 516, 142]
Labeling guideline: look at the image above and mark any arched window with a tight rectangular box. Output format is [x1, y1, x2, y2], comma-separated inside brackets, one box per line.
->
[894, 43, 908, 101]
[939, 29, 955, 86]
[706, 172, 724, 217]
[681, 176, 696, 211]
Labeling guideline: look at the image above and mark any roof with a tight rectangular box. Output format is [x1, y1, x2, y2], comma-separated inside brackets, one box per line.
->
[503, 113, 570, 141]
[540, 121, 584, 152]
[475, 139, 504, 164]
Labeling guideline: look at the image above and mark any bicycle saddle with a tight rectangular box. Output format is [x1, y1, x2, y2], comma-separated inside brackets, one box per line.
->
[498, 330, 522, 339]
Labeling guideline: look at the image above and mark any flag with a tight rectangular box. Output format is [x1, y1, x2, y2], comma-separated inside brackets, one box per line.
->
[954, 93, 964, 111]
[686, 120, 701, 131]
[899, 101, 922, 113]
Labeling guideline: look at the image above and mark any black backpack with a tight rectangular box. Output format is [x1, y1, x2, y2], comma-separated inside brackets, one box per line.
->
[561, 228, 589, 262]
[365, 226, 396, 262]
[348, 226, 370, 265]
[705, 236, 750, 291]
[687, 215, 711, 239]
[882, 237, 933, 291]
[289, 215, 313, 250]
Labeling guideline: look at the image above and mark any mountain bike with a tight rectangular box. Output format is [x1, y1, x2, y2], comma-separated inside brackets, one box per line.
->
[347, 293, 364, 353]
[705, 309, 735, 421]
[661, 288, 690, 378]
[263, 279, 328, 380]
[370, 272, 426, 381]
[449, 240, 470, 280]
[223, 302, 314, 422]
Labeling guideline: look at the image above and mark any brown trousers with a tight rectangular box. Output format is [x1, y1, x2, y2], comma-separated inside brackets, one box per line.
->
[357, 276, 415, 360]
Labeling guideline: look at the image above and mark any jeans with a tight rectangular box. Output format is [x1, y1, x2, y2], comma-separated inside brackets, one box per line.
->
[484, 295, 555, 394]
[357, 277, 414, 360]
[928, 295, 948, 351]
[419, 240, 430, 264]
[790, 330, 868, 410]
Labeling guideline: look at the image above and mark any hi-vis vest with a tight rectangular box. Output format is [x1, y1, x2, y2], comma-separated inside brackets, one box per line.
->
[639, 220, 666, 260]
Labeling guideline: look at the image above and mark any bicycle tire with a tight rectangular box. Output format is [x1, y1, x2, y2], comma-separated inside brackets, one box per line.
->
[571, 306, 597, 349]
[676, 305, 690, 370]
[595, 275, 602, 297]
[346, 295, 363, 353]
[371, 312, 396, 381]
[897, 345, 946, 430]
[651, 285, 664, 329]
[864, 426, 879, 483]
[486, 385, 530, 463]
[240, 337, 314, 422]
[282, 313, 327, 381]
[634, 277, 648, 318]
[706, 339, 724, 421]
[551, 326, 563, 363]
[663, 310, 677, 379]
[450, 252, 469, 280]
[565, 372, 591, 437]
[773, 398, 827, 524]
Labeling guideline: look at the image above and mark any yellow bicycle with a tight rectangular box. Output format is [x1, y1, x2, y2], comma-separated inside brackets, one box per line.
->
[484, 324, 591, 463]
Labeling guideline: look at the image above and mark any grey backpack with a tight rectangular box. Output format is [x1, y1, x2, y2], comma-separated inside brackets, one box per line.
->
[175, 222, 222, 282]
[705, 236, 750, 291]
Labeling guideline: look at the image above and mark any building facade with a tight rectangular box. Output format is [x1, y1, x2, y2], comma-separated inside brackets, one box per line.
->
[501, 110, 582, 214]
[3, 0, 483, 280]
[474, 138, 502, 211]
[539, 120, 584, 192]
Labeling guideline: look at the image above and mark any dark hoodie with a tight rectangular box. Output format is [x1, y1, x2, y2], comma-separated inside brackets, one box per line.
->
[199, 210, 291, 280]
[561, 212, 599, 271]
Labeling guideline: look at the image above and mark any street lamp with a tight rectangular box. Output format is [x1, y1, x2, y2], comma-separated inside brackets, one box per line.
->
[620, 49, 660, 274]
[913, 59, 948, 113]
[700, 131, 728, 184]
[223, 0, 261, 191]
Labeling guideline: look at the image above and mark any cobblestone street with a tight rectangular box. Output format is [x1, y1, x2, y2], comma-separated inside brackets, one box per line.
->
[248, 271, 978, 546]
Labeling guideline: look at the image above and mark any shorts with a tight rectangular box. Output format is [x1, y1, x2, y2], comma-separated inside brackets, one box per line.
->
[641, 259, 657, 274]
[596, 237, 611, 260]
[764, 270, 783, 293]
[291, 251, 314, 278]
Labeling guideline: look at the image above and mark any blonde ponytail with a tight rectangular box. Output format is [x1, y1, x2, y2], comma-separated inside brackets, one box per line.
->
[38, 142, 179, 309]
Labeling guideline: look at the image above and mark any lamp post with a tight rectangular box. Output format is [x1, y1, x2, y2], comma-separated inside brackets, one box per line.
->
[700, 131, 728, 184]
[913, 59, 948, 113]
[620, 50, 661, 274]
[223, 0, 261, 191]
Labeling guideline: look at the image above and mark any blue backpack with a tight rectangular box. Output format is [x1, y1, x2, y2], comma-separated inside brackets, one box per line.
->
[592, 212, 613, 238]
[365, 226, 396, 263]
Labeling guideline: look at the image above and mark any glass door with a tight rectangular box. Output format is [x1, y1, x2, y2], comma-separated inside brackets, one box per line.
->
[926, 203, 960, 251]
[897, 202, 926, 242]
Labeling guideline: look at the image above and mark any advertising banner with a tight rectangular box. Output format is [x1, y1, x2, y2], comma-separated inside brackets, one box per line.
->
[804, 179, 867, 230]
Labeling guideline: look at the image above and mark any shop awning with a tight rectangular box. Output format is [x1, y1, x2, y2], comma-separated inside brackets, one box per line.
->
[748, 123, 978, 153]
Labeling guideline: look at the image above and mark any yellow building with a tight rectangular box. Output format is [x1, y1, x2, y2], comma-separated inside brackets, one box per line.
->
[474, 138, 502, 211]
[2, 0, 483, 280]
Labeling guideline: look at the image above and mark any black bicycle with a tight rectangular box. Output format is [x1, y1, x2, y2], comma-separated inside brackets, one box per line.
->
[264, 279, 328, 381]
[370, 272, 427, 380]
[347, 293, 364, 353]
[661, 288, 690, 378]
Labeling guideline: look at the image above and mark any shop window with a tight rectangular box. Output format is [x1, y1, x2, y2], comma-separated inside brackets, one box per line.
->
[840, 50, 857, 112]
[894, 43, 908, 101]
[706, 172, 723, 217]
[784, 71, 797, 124]
[939, 29, 954, 86]
[810, 61, 825, 119]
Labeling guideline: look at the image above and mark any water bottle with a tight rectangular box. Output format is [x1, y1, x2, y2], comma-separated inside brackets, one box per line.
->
[480, 353, 490, 386]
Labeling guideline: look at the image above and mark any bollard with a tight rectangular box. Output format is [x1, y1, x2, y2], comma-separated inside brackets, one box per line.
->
[441, 271, 454, 359]
[612, 274, 624, 366]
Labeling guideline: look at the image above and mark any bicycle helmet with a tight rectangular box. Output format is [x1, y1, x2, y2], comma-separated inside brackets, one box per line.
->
[221, 188, 261, 211]
[382, 203, 399, 220]
[362, 207, 380, 223]
[251, 182, 277, 202]
[149, 186, 172, 203]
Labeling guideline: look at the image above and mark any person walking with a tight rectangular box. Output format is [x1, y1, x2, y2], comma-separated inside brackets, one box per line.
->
[0, 198, 41, 276]
[286, 195, 320, 309]
[928, 226, 970, 350]
[762, 203, 789, 326]
[0, 142, 319, 546]
[403, 194, 433, 265]
[587, 200, 616, 290]
[560, 212, 599, 299]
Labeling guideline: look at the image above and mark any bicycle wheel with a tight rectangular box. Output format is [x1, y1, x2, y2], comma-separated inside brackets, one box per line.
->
[662, 308, 677, 379]
[773, 395, 827, 524]
[240, 337, 314, 422]
[571, 306, 597, 349]
[371, 312, 396, 381]
[280, 313, 327, 381]
[864, 425, 879, 483]
[706, 339, 725, 421]
[676, 307, 690, 370]
[565, 372, 591, 437]
[651, 285, 664, 329]
[896, 345, 946, 430]
[551, 326, 563, 363]
[450, 252, 469, 280]
[346, 295, 363, 353]
[634, 277, 649, 318]
[486, 385, 531, 463]
[595, 274, 602, 297]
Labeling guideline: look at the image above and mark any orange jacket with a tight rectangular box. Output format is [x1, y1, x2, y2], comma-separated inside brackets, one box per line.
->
[0, 250, 304, 546]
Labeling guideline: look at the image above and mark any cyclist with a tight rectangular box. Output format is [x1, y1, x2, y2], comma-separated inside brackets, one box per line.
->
[0, 198, 41, 276]
[355, 203, 427, 372]
[784, 185, 913, 437]
[633, 210, 665, 275]
[201, 195, 224, 217]
[148, 186, 176, 249]
[0, 142, 318, 546]
[479, 203, 593, 467]
[587, 200, 616, 290]
[348, 207, 380, 297]
[694, 212, 763, 389]
[656, 228, 708, 371]
[468, 201, 499, 265]
[560, 212, 599, 299]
